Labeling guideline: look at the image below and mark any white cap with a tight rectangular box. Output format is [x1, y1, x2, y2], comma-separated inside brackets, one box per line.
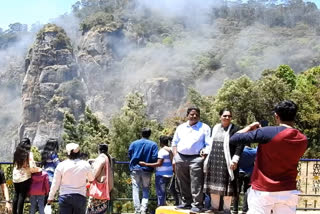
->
[66, 143, 80, 155]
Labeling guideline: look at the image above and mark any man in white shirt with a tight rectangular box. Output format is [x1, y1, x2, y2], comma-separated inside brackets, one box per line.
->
[172, 107, 211, 213]
[47, 143, 94, 214]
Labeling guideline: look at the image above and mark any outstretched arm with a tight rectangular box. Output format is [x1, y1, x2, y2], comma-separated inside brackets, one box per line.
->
[139, 159, 164, 168]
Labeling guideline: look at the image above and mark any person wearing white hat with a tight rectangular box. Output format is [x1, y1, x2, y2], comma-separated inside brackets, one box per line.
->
[47, 143, 94, 214]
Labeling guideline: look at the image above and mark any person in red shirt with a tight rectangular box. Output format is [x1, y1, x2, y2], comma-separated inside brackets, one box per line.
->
[29, 171, 50, 214]
[230, 100, 308, 214]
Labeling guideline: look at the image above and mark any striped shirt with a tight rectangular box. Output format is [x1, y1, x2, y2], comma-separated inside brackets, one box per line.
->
[156, 148, 173, 177]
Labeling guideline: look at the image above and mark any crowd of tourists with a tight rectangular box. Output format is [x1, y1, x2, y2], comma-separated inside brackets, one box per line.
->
[0, 100, 307, 214]
[128, 100, 307, 214]
[1, 139, 113, 214]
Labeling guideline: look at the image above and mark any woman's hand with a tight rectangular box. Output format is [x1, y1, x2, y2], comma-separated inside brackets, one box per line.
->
[5, 201, 12, 213]
[139, 161, 146, 166]
[230, 162, 238, 171]
[200, 150, 208, 160]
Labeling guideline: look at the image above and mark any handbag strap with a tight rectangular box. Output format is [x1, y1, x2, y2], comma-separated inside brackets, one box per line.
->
[101, 155, 109, 184]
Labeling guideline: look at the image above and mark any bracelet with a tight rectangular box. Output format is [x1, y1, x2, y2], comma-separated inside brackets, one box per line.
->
[5, 200, 11, 203]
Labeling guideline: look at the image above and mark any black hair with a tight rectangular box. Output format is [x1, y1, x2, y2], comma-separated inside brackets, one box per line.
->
[19, 137, 31, 151]
[41, 138, 59, 166]
[187, 107, 200, 116]
[274, 100, 297, 122]
[13, 138, 31, 169]
[159, 135, 170, 146]
[69, 151, 81, 160]
[99, 144, 109, 155]
[141, 127, 151, 139]
[219, 108, 232, 116]
[79, 153, 89, 160]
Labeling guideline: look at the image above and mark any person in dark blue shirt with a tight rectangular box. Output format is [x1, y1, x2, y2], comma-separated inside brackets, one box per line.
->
[128, 128, 158, 214]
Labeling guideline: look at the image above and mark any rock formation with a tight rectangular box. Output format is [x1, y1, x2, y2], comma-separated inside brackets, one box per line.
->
[19, 24, 85, 148]
[140, 77, 186, 120]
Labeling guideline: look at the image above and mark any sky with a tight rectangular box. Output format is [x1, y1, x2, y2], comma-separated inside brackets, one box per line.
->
[1, 0, 320, 31]
[0, 0, 78, 30]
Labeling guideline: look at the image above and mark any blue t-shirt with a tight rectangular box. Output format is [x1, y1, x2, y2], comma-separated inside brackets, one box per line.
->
[238, 147, 257, 174]
[128, 138, 158, 172]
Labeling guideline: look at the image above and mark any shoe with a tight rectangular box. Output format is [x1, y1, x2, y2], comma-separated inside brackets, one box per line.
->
[190, 207, 201, 213]
[175, 204, 192, 209]
[223, 210, 231, 214]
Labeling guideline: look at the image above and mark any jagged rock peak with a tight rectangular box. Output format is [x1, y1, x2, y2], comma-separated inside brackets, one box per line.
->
[19, 23, 85, 148]
[36, 24, 72, 51]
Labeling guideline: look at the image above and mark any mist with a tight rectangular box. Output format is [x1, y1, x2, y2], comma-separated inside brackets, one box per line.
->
[0, 0, 320, 160]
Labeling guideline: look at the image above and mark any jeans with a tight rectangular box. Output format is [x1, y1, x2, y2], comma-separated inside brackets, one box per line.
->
[30, 195, 45, 214]
[155, 175, 171, 206]
[59, 194, 87, 214]
[131, 170, 152, 213]
[13, 179, 31, 214]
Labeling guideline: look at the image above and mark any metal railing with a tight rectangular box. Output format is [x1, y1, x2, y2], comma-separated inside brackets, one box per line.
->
[296, 159, 320, 211]
[1, 159, 320, 213]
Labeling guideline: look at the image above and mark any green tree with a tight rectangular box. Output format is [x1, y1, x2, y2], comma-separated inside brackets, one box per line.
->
[275, 65, 296, 90]
[108, 92, 162, 201]
[213, 75, 256, 126]
[253, 68, 292, 124]
[187, 88, 215, 127]
[62, 106, 109, 158]
[291, 66, 320, 157]
[109, 92, 162, 161]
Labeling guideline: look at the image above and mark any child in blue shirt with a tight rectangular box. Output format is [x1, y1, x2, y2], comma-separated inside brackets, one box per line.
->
[139, 136, 174, 206]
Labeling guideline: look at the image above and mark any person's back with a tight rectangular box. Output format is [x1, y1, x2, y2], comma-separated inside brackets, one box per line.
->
[155, 147, 173, 177]
[48, 143, 94, 214]
[229, 100, 308, 214]
[238, 147, 257, 174]
[128, 128, 158, 214]
[252, 126, 307, 191]
[29, 171, 50, 196]
[129, 138, 158, 172]
[56, 159, 92, 196]
[29, 171, 50, 214]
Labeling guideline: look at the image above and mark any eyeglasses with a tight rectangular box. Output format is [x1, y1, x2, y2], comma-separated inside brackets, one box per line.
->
[222, 115, 232, 118]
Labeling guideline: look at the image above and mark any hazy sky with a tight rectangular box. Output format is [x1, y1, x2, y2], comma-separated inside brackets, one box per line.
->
[1, 0, 320, 31]
[0, 0, 78, 30]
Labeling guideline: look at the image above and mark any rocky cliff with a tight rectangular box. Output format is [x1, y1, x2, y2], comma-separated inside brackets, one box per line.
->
[1, 0, 320, 159]
[19, 24, 85, 148]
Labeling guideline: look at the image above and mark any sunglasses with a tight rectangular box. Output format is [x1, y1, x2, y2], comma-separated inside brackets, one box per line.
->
[222, 115, 232, 118]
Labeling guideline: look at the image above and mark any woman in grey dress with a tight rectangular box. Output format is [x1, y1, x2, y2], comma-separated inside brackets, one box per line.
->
[203, 109, 243, 214]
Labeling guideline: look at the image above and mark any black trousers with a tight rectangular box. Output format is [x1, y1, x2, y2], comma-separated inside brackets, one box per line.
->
[233, 172, 250, 212]
[13, 178, 32, 214]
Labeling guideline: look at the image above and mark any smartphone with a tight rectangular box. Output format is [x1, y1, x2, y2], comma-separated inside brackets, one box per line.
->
[260, 120, 269, 127]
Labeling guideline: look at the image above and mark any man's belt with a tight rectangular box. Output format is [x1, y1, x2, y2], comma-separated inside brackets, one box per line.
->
[178, 152, 200, 157]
